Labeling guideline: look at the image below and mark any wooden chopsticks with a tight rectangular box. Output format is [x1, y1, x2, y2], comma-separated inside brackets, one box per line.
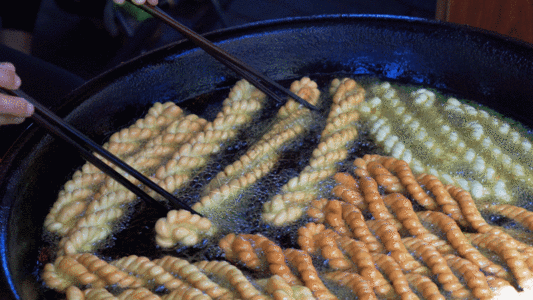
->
[136, 2, 319, 112]
[3, 88, 202, 217]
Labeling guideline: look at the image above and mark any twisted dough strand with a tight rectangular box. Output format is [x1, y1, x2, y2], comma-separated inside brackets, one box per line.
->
[404, 273, 445, 300]
[284, 248, 338, 300]
[219, 233, 302, 285]
[160, 287, 211, 300]
[83, 288, 118, 300]
[417, 174, 467, 227]
[444, 254, 493, 300]
[467, 231, 533, 290]
[446, 184, 491, 233]
[357, 175, 395, 221]
[42, 253, 143, 292]
[323, 271, 377, 300]
[417, 211, 510, 279]
[116, 288, 161, 300]
[366, 161, 403, 193]
[337, 236, 395, 298]
[322, 199, 351, 237]
[193, 124, 305, 212]
[304, 227, 353, 271]
[45, 102, 185, 236]
[373, 254, 419, 299]
[156, 79, 266, 181]
[155, 256, 234, 299]
[381, 193, 434, 240]
[186, 78, 318, 218]
[403, 237, 472, 299]
[262, 78, 362, 226]
[194, 260, 268, 300]
[331, 177, 365, 209]
[306, 198, 329, 223]
[357, 155, 438, 210]
[482, 204, 533, 232]
[155, 209, 215, 248]
[111, 255, 183, 291]
[371, 218, 428, 274]
[261, 275, 315, 300]
[297, 222, 328, 254]
[340, 202, 383, 253]
[54, 80, 265, 253]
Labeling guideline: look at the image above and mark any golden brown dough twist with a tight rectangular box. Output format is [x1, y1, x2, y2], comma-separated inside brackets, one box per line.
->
[357, 174, 395, 221]
[331, 181, 366, 210]
[404, 237, 472, 299]
[340, 202, 383, 253]
[417, 211, 510, 280]
[160, 287, 211, 300]
[370, 218, 427, 274]
[219, 233, 262, 268]
[372, 253, 419, 299]
[444, 254, 493, 300]
[485, 276, 520, 299]
[66, 286, 85, 300]
[337, 236, 394, 298]
[388, 158, 438, 210]
[482, 204, 533, 232]
[467, 231, 533, 290]
[306, 198, 329, 223]
[446, 184, 491, 233]
[404, 273, 444, 300]
[297, 222, 328, 254]
[322, 200, 351, 237]
[366, 161, 403, 193]
[284, 248, 338, 300]
[357, 154, 438, 210]
[417, 174, 467, 226]
[322, 271, 377, 300]
[220, 233, 302, 285]
[309, 228, 353, 271]
[333, 172, 359, 190]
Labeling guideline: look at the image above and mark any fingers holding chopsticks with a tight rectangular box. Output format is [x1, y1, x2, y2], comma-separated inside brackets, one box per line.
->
[0, 62, 34, 125]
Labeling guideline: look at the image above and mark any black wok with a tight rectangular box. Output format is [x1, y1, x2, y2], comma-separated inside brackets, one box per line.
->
[1, 15, 533, 299]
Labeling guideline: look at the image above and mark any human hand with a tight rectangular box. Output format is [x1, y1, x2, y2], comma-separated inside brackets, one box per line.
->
[113, 0, 159, 5]
[0, 63, 33, 125]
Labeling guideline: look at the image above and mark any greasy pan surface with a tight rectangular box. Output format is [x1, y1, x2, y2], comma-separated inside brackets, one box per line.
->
[1, 15, 533, 299]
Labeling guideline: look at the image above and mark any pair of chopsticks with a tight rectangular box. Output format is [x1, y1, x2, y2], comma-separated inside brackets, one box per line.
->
[2, 88, 199, 216]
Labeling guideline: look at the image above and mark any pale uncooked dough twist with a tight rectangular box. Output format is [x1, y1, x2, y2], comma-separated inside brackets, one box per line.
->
[262, 78, 363, 226]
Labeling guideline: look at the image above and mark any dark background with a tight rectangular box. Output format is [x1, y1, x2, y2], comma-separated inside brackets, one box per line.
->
[26, 0, 436, 80]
